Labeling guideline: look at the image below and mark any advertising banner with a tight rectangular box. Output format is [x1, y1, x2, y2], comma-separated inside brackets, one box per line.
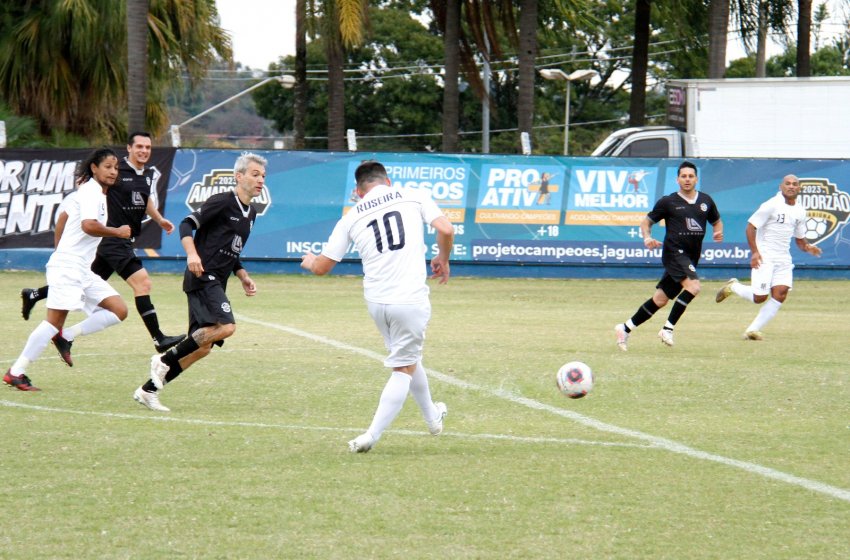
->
[158, 150, 850, 269]
[0, 147, 176, 249]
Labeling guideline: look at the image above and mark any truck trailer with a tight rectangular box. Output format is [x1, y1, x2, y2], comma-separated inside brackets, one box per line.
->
[591, 77, 850, 159]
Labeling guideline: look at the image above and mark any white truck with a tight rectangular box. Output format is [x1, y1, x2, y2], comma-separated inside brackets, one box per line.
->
[591, 77, 850, 159]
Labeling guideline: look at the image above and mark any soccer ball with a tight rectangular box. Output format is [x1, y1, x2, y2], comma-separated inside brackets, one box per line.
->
[556, 361, 593, 399]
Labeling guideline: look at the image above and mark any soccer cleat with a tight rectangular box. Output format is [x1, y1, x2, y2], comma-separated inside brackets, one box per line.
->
[149, 354, 170, 390]
[154, 334, 186, 353]
[428, 402, 448, 435]
[20, 288, 38, 320]
[52, 333, 73, 367]
[744, 330, 764, 341]
[4, 370, 41, 391]
[133, 386, 170, 412]
[348, 432, 375, 453]
[614, 323, 630, 352]
[715, 278, 738, 303]
[658, 328, 675, 347]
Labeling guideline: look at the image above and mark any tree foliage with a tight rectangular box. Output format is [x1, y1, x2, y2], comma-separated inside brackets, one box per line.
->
[0, 0, 231, 143]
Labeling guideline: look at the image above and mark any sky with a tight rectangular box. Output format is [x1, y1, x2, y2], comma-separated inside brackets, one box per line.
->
[215, 0, 848, 70]
[216, 0, 296, 70]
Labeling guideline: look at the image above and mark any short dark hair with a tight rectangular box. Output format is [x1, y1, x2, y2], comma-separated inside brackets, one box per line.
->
[678, 161, 697, 176]
[76, 147, 118, 183]
[355, 160, 389, 188]
[127, 131, 152, 146]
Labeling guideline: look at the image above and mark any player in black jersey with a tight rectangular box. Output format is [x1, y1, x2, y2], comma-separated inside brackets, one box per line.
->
[133, 153, 265, 412]
[20, 132, 185, 357]
[614, 161, 723, 350]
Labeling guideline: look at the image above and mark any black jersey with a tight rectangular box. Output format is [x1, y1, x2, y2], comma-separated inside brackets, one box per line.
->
[183, 190, 256, 293]
[105, 158, 155, 237]
[647, 191, 720, 264]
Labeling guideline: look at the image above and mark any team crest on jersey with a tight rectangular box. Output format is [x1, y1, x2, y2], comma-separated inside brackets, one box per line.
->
[231, 235, 244, 254]
[797, 178, 850, 245]
[221, 302, 231, 313]
[700, 203, 708, 212]
[185, 169, 271, 216]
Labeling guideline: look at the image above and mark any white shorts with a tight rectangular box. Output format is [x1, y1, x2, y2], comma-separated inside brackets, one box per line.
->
[367, 300, 431, 368]
[46, 262, 120, 315]
[751, 260, 794, 296]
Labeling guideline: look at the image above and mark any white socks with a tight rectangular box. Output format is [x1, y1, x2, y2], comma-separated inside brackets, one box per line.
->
[11, 321, 59, 375]
[409, 363, 441, 424]
[366, 371, 411, 442]
[63, 310, 121, 341]
[747, 297, 782, 333]
[731, 282, 755, 302]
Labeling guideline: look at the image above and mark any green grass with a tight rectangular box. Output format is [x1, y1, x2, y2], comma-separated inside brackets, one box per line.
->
[1, 270, 848, 559]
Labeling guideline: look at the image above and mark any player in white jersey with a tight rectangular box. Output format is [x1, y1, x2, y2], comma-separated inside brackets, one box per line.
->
[301, 160, 454, 453]
[715, 174, 822, 339]
[4, 148, 132, 391]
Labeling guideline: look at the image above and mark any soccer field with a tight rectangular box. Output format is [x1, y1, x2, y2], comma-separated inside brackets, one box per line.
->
[1, 270, 848, 559]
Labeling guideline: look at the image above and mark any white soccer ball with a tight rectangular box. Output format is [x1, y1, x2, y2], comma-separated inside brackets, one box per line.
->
[556, 361, 593, 399]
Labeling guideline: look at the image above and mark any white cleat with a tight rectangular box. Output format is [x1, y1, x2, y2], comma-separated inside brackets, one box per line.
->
[715, 278, 738, 303]
[658, 328, 675, 347]
[348, 432, 375, 453]
[743, 330, 764, 341]
[614, 323, 630, 352]
[149, 354, 169, 390]
[133, 386, 170, 412]
[428, 402, 448, 435]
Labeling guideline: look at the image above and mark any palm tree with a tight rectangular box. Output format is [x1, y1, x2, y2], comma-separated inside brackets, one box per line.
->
[629, 0, 651, 125]
[294, 0, 308, 149]
[0, 0, 230, 141]
[797, 0, 812, 75]
[440, 0, 461, 152]
[127, 0, 149, 134]
[321, 0, 368, 151]
[708, 0, 730, 78]
[517, 0, 538, 147]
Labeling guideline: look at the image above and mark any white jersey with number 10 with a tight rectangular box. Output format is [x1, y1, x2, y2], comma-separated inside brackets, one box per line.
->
[322, 185, 445, 304]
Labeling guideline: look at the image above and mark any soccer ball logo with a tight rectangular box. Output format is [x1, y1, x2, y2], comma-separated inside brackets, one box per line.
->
[556, 361, 594, 399]
[804, 216, 829, 241]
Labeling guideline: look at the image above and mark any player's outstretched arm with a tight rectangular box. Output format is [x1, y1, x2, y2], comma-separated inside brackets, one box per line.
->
[301, 253, 337, 276]
[146, 197, 174, 234]
[236, 269, 257, 296]
[711, 219, 724, 242]
[640, 216, 661, 249]
[795, 237, 823, 257]
[429, 216, 454, 284]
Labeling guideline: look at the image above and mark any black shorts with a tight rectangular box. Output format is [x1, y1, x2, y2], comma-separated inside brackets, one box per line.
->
[187, 282, 235, 347]
[657, 253, 699, 298]
[91, 238, 144, 281]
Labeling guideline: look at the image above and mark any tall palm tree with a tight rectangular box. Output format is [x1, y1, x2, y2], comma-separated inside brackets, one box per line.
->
[517, 0, 538, 148]
[0, 0, 230, 140]
[629, 0, 651, 126]
[294, 0, 308, 149]
[127, 0, 149, 134]
[322, 0, 368, 151]
[797, 0, 812, 75]
[440, 0, 461, 152]
[708, 0, 730, 78]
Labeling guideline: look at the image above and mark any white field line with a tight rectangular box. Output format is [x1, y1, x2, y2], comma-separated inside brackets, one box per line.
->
[236, 313, 850, 504]
[0, 400, 650, 450]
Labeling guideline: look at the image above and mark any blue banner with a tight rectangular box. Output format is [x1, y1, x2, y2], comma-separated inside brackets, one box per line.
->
[158, 151, 850, 268]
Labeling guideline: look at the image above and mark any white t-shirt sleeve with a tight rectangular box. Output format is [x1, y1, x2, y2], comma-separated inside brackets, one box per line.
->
[322, 218, 351, 262]
[747, 199, 773, 229]
[419, 191, 445, 225]
[77, 182, 102, 222]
